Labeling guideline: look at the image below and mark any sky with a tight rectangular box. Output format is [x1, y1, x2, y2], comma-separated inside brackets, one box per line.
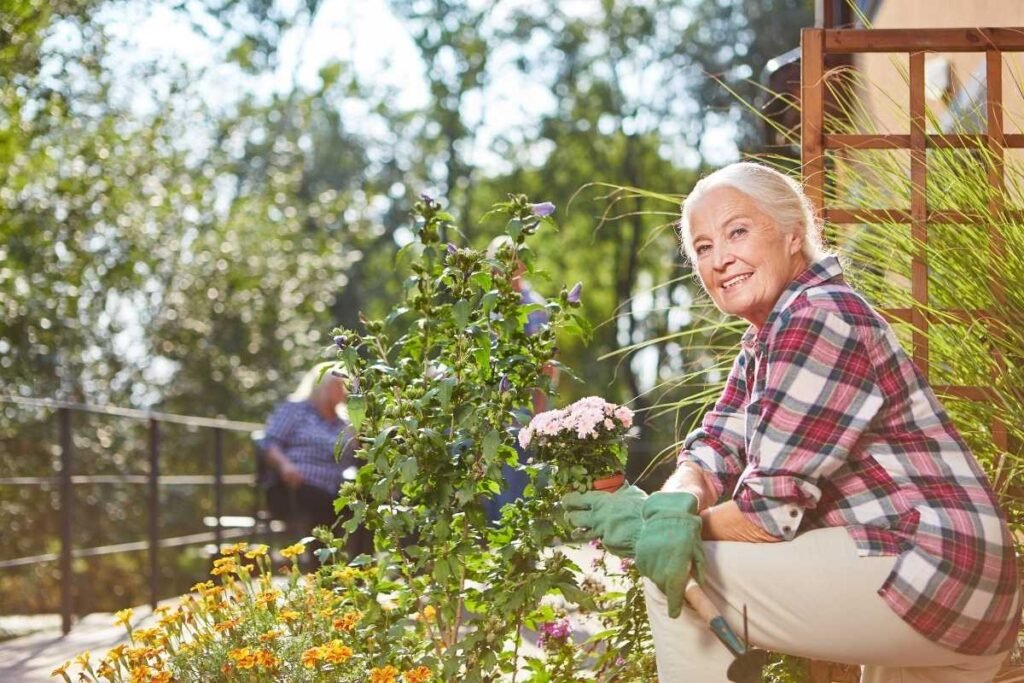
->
[93, 0, 737, 172]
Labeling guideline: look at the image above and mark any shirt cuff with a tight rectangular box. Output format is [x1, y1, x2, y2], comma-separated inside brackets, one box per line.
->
[734, 474, 820, 541]
[677, 437, 739, 504]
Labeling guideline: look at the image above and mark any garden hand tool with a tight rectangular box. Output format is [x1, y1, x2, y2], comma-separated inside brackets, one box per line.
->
[685, 579, 768, 683]
[563, 489, 705, 618]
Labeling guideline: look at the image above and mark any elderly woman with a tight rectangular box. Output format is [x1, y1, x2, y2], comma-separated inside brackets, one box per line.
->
[262, 363, 369, 556]
[566, 162, 1020, 682]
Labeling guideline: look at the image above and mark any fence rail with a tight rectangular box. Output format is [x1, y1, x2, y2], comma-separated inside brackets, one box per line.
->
[0, 395, 264, 634]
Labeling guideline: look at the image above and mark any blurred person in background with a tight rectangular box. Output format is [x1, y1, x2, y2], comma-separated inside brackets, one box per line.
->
[260, 362, 370, 560]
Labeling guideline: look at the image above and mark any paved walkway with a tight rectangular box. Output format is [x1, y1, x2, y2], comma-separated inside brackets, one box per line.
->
[0, 543, 626, 682]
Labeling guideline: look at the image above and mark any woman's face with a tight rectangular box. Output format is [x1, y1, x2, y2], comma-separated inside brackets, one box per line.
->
[687, 186, 808, 329]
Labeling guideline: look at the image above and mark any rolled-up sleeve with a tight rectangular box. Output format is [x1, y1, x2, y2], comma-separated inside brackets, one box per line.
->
[737, 305, 884, 540]
[678, 351, 750, 504]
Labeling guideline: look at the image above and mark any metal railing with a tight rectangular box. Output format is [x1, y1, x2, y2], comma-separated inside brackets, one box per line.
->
[0, 396, 264, 634]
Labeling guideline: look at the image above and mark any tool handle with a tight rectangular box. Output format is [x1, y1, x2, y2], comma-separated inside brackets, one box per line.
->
[684, 579, 747, 657]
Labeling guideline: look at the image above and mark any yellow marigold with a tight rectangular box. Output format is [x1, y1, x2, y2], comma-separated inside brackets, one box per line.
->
[190, 580, 214, 594]
[228, 647, 251, 661]
[323, 640, 353, 665]
[245, 544, 269, 559]
[421, 605, 436, 623]
[50, 661, 70, 677]
[370, 665, 400, 683]
[105, 644, 127, 662]
[73, 650, 90, 668]
[221, 542, 249, 555]
[279, 609, 301, 623]
[125, 646, 157, 665]
[333, 610, 363, 632]
[280, 542, 306, 559]
[210, 557, 238, 576]
[134, 627, 160, 645]
[301, 646, 323, 668]
[256, 590, 281, 608]
[150, 671, 172, 683]
[128, 665, 152, 683]
[404, 665, 432, 683]
[96, 661, 115, 679]
[235, 652, 257, 670]
[213, 617, 240, 633]
[113, 608, 133, 627]
[333, 566, 360, 584]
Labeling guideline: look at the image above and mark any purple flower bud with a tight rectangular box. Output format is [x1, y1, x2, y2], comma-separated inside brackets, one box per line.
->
[420, 192, 434, 203]
[530, 201, 555, 217]
[334, 335, 348, 349]
[446, 242, 458, 255]
[498, 374, 511, 393]
[567, 282, 582, 304]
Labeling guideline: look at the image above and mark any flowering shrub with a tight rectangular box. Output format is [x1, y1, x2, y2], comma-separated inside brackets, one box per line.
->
[519, 397, 634, 487]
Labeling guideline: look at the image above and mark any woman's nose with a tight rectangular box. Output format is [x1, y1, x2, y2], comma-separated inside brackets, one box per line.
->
[711, 243, 735, 269]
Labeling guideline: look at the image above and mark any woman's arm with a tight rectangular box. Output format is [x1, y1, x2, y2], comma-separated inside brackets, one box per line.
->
[263, 443, 304, 489]
[662, 462, 778, 542]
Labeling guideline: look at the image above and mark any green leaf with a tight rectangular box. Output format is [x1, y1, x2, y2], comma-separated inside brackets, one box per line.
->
[347, 394, 366, 431]
[399, 457, 419, 483]
[432, 557, 450, 583]
[481, 428, 500, 459]
[453, 299, 472, 329]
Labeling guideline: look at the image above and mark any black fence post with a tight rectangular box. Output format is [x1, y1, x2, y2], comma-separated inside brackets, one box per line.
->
[148, 418, 159, 610]
[58, 407, 73, 635]
[214, 428, 224, 552]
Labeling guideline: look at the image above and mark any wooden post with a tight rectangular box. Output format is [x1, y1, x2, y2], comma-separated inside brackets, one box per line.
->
[802, 28, 826, 228]
[909, 50, 929, 375]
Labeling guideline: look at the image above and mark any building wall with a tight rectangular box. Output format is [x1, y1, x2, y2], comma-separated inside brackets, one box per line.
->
[853, 1, 1024, 136]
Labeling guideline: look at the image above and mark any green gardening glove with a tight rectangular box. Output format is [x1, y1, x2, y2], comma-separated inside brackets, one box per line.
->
[634, 491, 706, 619]
[562, 485, 648, 557]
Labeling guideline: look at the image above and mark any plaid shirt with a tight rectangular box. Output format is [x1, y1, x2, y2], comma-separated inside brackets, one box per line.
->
[262, 400, 356, 496]
[680, 256, 1021, 655]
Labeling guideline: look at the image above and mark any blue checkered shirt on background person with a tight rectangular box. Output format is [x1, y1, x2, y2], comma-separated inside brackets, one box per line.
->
[261, 400, 356, 496]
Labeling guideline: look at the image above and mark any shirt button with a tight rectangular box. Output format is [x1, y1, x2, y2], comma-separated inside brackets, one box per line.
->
[782, 526, 792, 534]
[789, 509, 799, 518]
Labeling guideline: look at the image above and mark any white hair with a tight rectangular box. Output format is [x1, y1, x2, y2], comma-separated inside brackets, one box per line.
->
[678, 162, 830, 264]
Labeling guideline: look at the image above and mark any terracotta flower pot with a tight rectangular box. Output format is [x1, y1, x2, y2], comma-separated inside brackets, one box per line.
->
[592, 472, 625, 493]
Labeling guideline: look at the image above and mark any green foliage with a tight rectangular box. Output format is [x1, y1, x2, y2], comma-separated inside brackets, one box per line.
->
[329, 195, 654, 680]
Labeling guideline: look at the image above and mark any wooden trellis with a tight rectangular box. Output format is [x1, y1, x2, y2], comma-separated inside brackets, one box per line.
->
[801, 27, 1024, 467]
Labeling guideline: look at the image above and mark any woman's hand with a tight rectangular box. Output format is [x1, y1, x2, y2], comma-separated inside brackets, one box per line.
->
[278, 460, 304, 490]
[701, 501, 781, 543]
[264, 443, 304, 489]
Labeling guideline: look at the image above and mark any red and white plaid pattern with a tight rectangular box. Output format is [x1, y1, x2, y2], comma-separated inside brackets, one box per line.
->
[680, 256, 1021, 656]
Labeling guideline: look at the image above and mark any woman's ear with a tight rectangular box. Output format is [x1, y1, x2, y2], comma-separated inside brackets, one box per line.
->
[787, 229, 803, 256]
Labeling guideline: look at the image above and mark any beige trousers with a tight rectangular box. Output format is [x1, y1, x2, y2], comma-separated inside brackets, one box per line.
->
[644, 527, 1009, 683]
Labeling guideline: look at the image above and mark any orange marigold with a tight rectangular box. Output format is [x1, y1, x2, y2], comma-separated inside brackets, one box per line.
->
[369, 665, 400, 683]
[404, 665, 432, 683]
[323, 640, 353, 665]
[301, 646, 323, 669]
[333, 610, 363, 632]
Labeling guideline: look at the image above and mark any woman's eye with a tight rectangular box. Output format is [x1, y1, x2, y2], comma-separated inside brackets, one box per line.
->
[728, 226, 748, 238]
[694, 244, 711, 256]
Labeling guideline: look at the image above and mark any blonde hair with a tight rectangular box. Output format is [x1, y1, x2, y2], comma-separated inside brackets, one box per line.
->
[679, 162, 830, 264]
[288, 362, 348, 419]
